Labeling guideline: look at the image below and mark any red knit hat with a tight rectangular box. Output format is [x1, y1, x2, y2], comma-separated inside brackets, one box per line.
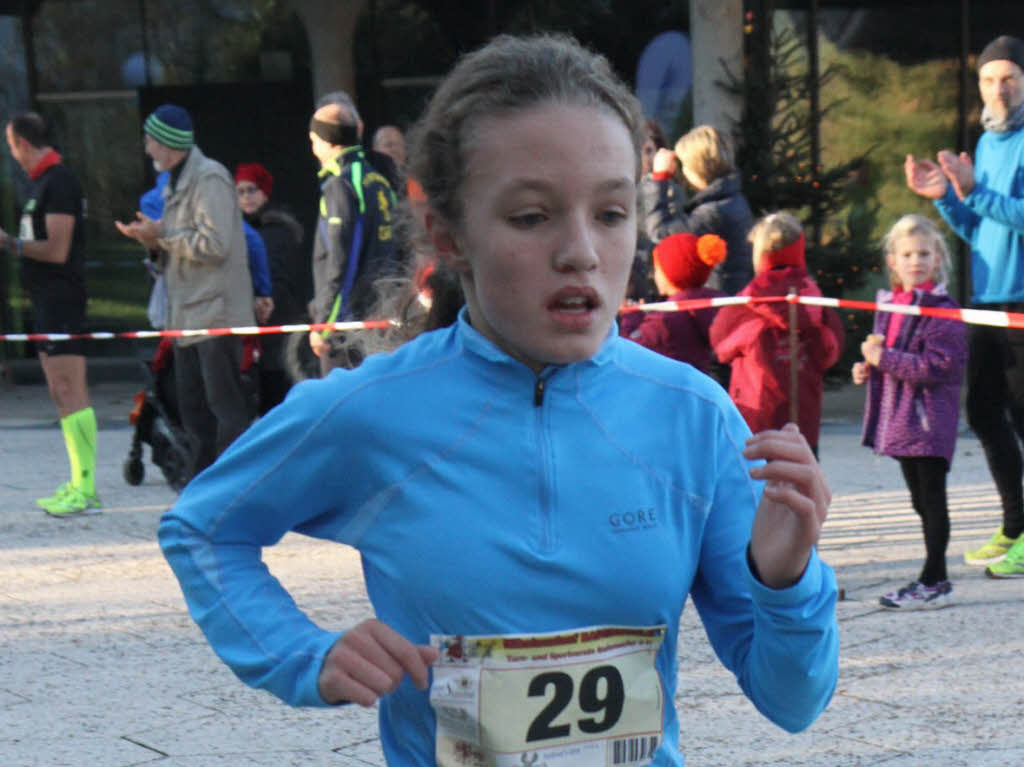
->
[758, 233, 806, 273]
[234, 162, 273, 197]
[653, 233, 727, 291]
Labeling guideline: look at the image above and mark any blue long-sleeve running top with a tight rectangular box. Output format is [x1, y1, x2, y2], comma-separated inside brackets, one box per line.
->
[159, 311, 839, 766]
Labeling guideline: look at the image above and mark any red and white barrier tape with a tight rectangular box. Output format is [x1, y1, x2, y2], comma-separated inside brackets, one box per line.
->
[0, 320, 394, 343]
[3, 295, 1024, 342]
[621, 294, 1024, 329]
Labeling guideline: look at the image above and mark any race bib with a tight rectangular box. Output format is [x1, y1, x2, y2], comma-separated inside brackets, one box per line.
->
[430, 625, 665, 767]
[18, 212, 35, 241]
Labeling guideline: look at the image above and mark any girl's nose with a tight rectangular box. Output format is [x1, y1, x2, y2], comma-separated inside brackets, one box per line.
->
[553, 215, 599, 273]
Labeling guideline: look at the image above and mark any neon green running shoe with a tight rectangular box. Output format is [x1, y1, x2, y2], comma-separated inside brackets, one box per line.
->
[986, 536, 1024, 579]
[963, 527, 1021, 565]
[42, 487, 102, 517]
[35, 481, 74, 509]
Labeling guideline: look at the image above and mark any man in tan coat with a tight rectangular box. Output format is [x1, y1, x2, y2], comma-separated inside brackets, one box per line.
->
[117, 104, 254, 481]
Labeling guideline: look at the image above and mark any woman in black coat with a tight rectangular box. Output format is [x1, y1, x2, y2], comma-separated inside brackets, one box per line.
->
[235, 162, 307, 412]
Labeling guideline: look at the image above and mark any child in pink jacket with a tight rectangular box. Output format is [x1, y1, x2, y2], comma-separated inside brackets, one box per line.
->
[710, 212, 844, 454]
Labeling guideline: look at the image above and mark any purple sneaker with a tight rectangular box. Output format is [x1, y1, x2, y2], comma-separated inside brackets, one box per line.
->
[879, 580, 953, 610]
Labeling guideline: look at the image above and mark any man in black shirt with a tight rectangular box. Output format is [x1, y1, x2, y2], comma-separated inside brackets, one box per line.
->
[1, 112, 99, 515]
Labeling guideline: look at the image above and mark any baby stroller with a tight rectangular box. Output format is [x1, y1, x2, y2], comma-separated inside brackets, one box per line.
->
[123, 337, 262, 492]
[124, 338, 192, 492]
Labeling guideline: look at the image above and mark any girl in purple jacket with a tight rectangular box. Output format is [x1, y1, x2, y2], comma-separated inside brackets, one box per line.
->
[852, 214, 967, 610]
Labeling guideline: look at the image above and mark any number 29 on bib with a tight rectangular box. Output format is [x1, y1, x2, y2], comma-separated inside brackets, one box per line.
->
[430, 625, 666, 767]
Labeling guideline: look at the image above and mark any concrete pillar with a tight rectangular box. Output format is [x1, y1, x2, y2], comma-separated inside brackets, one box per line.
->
[288, 0, 366, 100]
[688, 0, 744, 134]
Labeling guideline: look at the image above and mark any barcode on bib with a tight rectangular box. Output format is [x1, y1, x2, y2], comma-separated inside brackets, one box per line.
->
[611, 735, 659, 765]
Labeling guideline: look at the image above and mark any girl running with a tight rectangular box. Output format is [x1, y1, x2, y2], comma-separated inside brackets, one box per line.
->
[159, 34, 838, 766]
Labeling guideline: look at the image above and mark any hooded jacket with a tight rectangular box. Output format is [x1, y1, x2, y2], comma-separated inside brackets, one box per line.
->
[860, 286, 967, 463]
[710, 266, 844, 446]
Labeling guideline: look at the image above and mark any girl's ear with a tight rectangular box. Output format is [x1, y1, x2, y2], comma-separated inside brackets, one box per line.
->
[425, 209, 471, 275]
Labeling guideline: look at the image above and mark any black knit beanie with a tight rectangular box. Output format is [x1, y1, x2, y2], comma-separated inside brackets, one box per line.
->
[978, 36, 1024, 71]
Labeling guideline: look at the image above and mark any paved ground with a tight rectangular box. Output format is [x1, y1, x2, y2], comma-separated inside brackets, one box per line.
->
[1, 361, 1022, 766]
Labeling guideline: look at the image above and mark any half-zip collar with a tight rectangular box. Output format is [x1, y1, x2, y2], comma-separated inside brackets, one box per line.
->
[452, 307, 619, 407]
[455, 306, 619, 367]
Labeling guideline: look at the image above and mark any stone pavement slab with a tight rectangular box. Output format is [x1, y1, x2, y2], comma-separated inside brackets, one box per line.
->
[2, 376, 1023, 766]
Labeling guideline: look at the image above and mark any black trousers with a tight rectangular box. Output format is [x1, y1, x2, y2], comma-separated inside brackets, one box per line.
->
[966, 313, 1024, 539]
[174, 336, 252, 480]
[897, 456, 950, 585]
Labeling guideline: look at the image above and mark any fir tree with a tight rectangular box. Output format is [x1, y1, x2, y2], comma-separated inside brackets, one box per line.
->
[725, 8, 879, 366]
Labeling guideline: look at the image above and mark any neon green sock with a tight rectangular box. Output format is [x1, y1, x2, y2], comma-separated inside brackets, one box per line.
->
[62, 407, 97, 497]
[60, 417, 81, 488]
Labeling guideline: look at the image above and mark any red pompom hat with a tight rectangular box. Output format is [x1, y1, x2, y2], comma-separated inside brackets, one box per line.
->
[234, 162, 273, 197]
[653, 233, 727, 292]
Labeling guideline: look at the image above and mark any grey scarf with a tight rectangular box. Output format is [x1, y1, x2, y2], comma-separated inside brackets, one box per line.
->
[981, 101, 1024, 133]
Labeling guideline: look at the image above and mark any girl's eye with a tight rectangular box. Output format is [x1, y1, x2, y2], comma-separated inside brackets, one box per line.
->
[598, 209, 628, 225]
[508, 212, 546, 228]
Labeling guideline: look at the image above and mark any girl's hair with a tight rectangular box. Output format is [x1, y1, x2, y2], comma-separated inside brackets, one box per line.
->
[674, 125, 735, 186]
[748, 211, 803, 261]
[407, 33, 645, 228]
[882, 214, 951, 288]
[644, 119, 668, 150]
[339, 34, 642, 364]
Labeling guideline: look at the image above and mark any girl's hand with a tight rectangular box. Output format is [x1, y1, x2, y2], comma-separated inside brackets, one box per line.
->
[318, 619, 439, 706]
[651, 148, 677, 175]
[744, 424, 831, 589]
[851, 361, 868, 385]
[860, 334, 883, 367]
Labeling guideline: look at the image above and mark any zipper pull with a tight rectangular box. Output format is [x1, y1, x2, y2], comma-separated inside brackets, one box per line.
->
[534, 376, 546, 407]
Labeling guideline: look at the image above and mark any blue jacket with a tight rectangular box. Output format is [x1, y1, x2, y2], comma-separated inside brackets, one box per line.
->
[935, 124, 1024, 303]
[861, 286, 967, 464]
[243, 221, 272, 297]
[159, 312, 839, 766]
[641, 172, 755, 295]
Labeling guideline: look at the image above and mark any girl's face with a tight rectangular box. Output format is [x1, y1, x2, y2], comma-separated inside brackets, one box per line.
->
[887, 233, 941, 289]
[652, 259, 674, 297]
[430, 102, 636, 373]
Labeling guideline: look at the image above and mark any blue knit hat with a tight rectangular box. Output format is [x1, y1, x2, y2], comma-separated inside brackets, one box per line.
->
[144, 104, 194, 150]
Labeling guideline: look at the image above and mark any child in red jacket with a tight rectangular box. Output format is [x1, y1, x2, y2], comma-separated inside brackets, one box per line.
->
[619, 232, 726, 376]
[710, 212, 844, 454]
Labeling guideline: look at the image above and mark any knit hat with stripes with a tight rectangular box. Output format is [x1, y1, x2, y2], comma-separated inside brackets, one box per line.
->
[144, 104, 194, 150]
